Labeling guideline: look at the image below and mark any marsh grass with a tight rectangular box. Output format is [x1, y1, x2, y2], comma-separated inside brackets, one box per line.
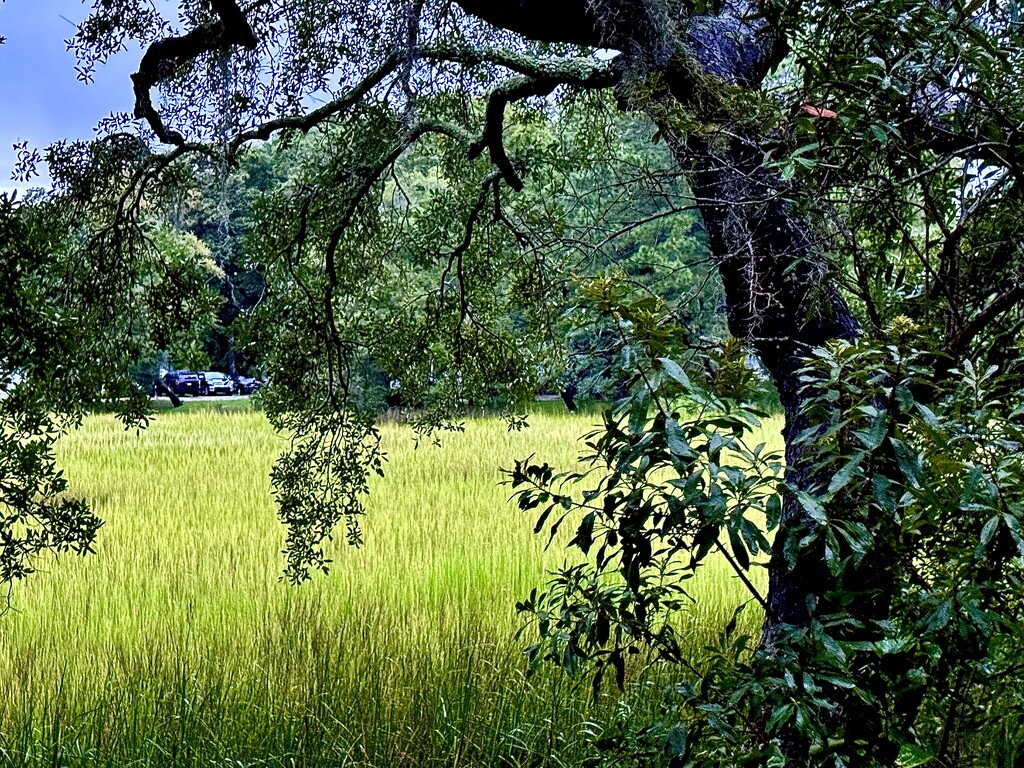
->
[0, 404, 782, 767]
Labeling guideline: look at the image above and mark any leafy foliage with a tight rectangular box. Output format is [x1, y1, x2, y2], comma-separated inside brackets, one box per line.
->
[0, 195, 107, 591]
[512, 364, 782, 694]
[5, 0, 1024, 764]
[269, 405, 384, 584]
[144, 224, 224, 351]
[514, 315, 1024, 765]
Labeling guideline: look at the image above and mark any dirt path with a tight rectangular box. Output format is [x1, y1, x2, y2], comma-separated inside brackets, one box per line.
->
[152, 394, 252, 404]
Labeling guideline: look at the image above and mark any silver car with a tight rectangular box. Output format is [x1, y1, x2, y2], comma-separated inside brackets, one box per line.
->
[202, 371, 236, 396]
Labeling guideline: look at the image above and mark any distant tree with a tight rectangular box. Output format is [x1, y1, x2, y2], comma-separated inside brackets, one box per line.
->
[0, 181, 221, 586]
[165, 146, 278, 376]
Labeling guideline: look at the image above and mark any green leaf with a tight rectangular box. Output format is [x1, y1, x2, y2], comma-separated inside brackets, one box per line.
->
[766, 703, 794, 733]
[921, 599, 952, 631]
[658, 357, 690, 388]
[533, 505, 553, 534]
[665, 417, 694, 458]
[895, 384, 915, 411]
[728, 525, 751, 570]
[979, 515, 999, 548]
[724, 603, 745, 639]
[873, 474, 897, 515]
[835, 520, 872, 566]
[664, 724, 688, 758]
[914, 402, 943, 432]
[765, 494, 783, 530]
[819, 632, 847, 666]
[795, 490, 828, 524]
[897, 742, 934, 767]
[708, 432, 725, 460]
[828, 451, 867, 494]
[890, 438, 922, 488]
[691, 524, 719, 567]
[569, 512, 596, 554]
[960, 465, 989, 508]
[1004, 512, 1024, 555]
[824, 528, 842, 576]
[819, 673, 856, 690]
[854, 413, 888, 451]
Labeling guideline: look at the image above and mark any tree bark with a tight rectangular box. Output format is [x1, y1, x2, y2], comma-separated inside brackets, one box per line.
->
[450, 0, 863, 640]
[154, 379, 183, 408]
[680, 129, 859, 630]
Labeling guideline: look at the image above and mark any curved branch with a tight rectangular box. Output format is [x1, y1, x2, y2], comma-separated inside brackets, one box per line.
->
[469, 76, 557, 192]
[439, 49, 617, 192]
[229, 53, 402, 150]
[132, 0, 258, 145]
[420, 44, 617, 80]
[230, 46, 616, 191]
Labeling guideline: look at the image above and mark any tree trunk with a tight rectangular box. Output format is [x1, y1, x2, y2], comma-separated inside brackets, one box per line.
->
[453, 0, 890, 754]
[677, 129, 859, 631]
[227, 335, 237, 380]
[453, 0, 858, 639]
[154, 379, 183, 408]
[662, 121, 905, 764]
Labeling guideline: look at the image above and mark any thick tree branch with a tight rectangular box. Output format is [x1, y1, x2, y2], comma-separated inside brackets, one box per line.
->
[229, 53, 402, 149]
[468, 77, 547, 192]
[421, 44, 617, 81]
[452, 0, 636, 49]
[467, 64, 617, 191]
[229, 46, 615, 189]
[132, 0, 258, 145]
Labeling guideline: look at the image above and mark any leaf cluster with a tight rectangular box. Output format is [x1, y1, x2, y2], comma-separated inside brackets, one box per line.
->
[513, 299, 1024, 765]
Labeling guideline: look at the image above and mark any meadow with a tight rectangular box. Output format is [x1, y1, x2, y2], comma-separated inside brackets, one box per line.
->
[0, 402, 783, 767]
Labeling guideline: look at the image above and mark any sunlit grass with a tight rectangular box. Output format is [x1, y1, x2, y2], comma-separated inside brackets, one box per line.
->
[0, 402, 783, 767]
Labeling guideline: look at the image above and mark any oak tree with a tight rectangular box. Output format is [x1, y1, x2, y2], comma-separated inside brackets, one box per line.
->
[4, 0, 1024, 763]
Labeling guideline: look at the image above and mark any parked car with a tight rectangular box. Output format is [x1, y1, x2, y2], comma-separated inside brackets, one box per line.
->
[202, 371, 236, 396]
[234, 376, 262, 395]
[163, 371, 202, 397]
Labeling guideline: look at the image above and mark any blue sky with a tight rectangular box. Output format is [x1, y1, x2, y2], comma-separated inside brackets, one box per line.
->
[0, 1, 139, 191]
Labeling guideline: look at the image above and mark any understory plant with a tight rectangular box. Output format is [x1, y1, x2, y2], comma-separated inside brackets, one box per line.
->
[512, 298, 1024, 767]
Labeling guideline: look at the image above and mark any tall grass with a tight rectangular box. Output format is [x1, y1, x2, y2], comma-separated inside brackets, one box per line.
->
[0, 404, 783, 767]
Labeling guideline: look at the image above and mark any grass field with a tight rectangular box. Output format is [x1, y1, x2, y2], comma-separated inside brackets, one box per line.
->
[0, 402, 783, 767]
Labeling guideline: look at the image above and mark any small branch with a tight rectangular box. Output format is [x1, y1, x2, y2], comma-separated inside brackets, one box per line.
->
[466, 62, 618, 191]
[229, 53, 402, 150]
[469, 76, 556, 191]
[714, 538, 776, 622]
[945, 284, 1024, 357]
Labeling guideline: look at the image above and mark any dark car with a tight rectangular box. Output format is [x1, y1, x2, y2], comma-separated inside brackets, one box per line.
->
[163, 371, 202, 396]
[234, 376, 262, 395]
[202, 371, 236, 396]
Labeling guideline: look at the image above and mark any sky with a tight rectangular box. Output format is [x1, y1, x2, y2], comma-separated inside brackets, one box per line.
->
[0, 1, 140, 192]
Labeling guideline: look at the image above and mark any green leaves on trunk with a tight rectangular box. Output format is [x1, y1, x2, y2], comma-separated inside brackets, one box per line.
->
[514, 332, 1024, 766]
